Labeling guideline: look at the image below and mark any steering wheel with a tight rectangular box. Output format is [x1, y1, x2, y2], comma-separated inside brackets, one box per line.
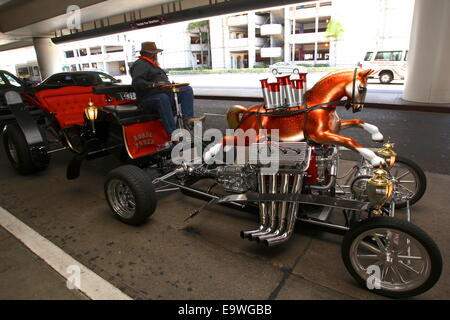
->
[159, 82, 190, 89]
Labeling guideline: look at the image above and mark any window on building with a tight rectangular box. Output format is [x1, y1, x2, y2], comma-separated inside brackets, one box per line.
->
[229, 26, 248, 39]
[82, 63, 90, 70]
[192, 52, 209, 65]
[318, 16, 331, 32]
[375, 51, 402, 61]
[320, 1, 332, 7]
[65, 50, 75, 58]
[296, 3, 316, 9]
[293, 18, 316, 34]
[190, 36, 201, 44]
[79, 48, 88, 56]
[105, 45, 124, 53]
[16, 67, 29, 77]
[70, 64, 77, 71]
[255, 51, 270, 64]
[293, 42, 329, 61]
[90, 46, 102, 55]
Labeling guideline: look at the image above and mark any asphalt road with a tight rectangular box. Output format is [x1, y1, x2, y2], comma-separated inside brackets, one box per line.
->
[0, 99, 449, 300]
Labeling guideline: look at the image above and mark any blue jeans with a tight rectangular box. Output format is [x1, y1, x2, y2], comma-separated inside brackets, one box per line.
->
[139, 85, 194, 135]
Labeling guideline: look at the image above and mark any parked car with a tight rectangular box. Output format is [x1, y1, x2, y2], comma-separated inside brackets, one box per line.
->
[1, 70, 41, 129]
[360, 49, 408, 84]
[37, 71, 122, 90]
[269, 62, 307, 75]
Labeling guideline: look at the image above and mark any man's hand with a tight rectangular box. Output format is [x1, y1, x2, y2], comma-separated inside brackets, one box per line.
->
[149, 81, 170, 88]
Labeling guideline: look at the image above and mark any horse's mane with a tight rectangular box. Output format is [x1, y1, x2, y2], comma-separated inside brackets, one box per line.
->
[304, 69, 355, 102]
[316, 68, 356, 84]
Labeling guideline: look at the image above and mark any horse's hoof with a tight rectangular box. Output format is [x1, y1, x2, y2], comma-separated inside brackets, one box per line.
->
[371, 156, 386, 167]
[371, 133, 384, 142]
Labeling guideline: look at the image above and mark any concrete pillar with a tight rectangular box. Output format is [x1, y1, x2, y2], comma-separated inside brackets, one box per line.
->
[33, 37, 60, 79]
[248, 12, 256, 69]
[403, 0, 450, 103]
[284, 7, 291, 62]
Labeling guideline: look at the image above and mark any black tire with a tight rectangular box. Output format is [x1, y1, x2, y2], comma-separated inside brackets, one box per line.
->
[342, 216, 442, 298]
[379, 71, 393, 84]
[293, 68, 299, 74]
[391, 156, 427, 208]
[2, 123, 49, 175]
[104, 165, 157, 225]
[272, 69, 278, 75]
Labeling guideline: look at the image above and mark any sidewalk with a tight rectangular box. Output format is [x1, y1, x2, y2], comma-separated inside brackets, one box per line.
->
[0, 226, 86, 300]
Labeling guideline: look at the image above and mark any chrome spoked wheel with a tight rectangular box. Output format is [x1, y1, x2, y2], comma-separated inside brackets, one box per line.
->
[350, 228, 431, 293]
[7, 138, 19, 164]
[391, 164, 419, 202]
[390, 156, 426, 208]
[342, 217, 442, 298]
[106, 179, 136, 219]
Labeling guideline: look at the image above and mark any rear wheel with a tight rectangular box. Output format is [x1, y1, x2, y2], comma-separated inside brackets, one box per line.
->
[2, 123, 49, 175]
[342, 217, 442, 298]
[272, 69, 278, 75]
[105, 165, 157, 225]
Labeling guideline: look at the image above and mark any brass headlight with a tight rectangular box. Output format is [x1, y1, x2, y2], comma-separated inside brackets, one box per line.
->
[375, 140, 397, 167]
[367, 168, 394, 215]
[84, 100, 98, 133]
[84, 101, 98, 121]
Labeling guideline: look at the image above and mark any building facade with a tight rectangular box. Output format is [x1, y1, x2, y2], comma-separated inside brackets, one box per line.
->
[0, 0, 415, 79]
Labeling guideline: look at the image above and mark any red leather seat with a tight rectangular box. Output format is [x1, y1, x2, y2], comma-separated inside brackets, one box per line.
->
[35, 86, 108, 128]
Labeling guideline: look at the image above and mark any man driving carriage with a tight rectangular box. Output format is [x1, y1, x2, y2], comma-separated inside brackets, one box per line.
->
[130, 42, 205, 136]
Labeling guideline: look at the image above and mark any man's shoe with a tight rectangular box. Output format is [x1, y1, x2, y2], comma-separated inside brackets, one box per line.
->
[183, 115, 206, 127]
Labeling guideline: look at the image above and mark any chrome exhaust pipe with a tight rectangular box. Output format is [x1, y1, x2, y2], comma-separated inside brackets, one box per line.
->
[263, 174, 303, 247]
[291, 78, 304, 107]
[278, 75, 295, 108]
[267, 82, 281, 109]
[248, 174, 277, 240]
[240, 172, 269, 239]
[260, 79, 272, 109]
[254, 173, 290, 242]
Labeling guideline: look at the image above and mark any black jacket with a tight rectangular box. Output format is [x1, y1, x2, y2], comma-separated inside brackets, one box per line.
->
[130, 58, 170, 100]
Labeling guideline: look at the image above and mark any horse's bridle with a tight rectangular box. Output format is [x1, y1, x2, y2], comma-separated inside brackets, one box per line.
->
[345, 68, 367, 113]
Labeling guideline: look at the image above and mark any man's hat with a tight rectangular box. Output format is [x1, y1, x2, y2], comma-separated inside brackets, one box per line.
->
[140, 42, 163, 54]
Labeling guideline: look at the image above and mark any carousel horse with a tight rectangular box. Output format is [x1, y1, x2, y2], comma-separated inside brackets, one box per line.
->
[204, 69, 386, 167]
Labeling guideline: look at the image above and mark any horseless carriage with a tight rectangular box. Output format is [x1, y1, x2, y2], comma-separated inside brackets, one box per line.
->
[2, 69, 442, 298]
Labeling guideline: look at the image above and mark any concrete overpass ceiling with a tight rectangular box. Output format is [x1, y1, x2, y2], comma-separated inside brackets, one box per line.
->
[0, 0, 308, 50]
[0, 0, 176, 50]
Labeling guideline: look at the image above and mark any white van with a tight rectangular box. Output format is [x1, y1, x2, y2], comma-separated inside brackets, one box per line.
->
[360, 49, 408, 84]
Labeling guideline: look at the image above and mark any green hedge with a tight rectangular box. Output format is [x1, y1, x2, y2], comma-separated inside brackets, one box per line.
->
[169, 66, 345, 74]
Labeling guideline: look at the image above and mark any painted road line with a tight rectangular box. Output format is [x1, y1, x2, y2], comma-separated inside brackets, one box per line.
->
[0, 206, 132, 300]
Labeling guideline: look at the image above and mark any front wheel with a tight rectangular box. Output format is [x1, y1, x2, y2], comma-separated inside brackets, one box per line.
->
[104, 165, 157, 225]
[342, 217, 442, 298]
[271, 69, 278, 75]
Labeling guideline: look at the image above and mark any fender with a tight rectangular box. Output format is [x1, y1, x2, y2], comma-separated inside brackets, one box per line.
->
[4, 91, 48, 166]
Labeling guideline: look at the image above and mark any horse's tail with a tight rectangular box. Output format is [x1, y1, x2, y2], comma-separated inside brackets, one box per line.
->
[227, 104, 248, 129]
